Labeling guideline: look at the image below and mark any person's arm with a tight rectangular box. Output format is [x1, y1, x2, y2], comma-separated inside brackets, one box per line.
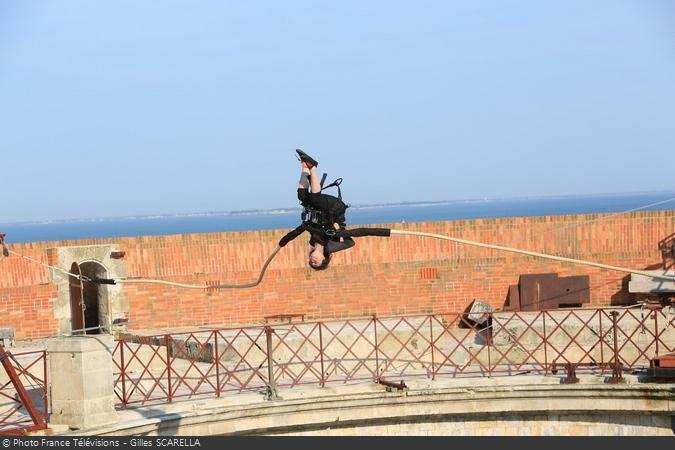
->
[325, 227, 389, 254]
[342, 227, 391, 238]
[325, 235, 355, 254]
[278, 225, 306, 247]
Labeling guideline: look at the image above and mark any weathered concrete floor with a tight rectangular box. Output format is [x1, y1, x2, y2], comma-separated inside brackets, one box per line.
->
[48, 373, 675, 436]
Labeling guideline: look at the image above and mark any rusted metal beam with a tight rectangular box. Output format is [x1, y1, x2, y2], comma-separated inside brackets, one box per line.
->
[0, 346, 46, 434]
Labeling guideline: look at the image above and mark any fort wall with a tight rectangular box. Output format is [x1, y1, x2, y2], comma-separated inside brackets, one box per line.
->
[1, 210, 673, 339]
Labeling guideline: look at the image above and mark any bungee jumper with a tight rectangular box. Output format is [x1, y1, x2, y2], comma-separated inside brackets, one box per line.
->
[2, 156, 675, 288]
[278, 149, 391, 270]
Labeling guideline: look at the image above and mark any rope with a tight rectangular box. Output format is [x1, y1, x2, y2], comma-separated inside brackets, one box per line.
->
[389, 229, 675, 282]
[4, 246, 281, 289]
[115, 246, 281, 289]
[5, 230, 674, 289]
[497, 195, 675, 254]
[546, 195, 675, 230]
[480, 194, 675, 308]
[7, 250, 86, 280]
[2, 195, 673, 289]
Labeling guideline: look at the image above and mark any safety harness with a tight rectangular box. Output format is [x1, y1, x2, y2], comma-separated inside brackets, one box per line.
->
[301, 173, 346, 236]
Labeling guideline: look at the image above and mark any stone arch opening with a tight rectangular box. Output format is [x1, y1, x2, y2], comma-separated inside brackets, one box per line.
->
[80, 261, 110, 334]
[69, 262, 85, 334]
[54, 244, 127, 336]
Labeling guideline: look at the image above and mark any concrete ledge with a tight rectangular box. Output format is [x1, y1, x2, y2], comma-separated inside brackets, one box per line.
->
[63, 376, 675, 436]
[629, 270, 675, 293]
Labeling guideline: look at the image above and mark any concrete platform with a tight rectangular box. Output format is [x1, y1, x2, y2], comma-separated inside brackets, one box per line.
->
[50, 374, 675, 436]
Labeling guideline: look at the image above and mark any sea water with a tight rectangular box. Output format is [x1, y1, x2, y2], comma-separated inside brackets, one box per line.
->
[1, 192, 673, 244]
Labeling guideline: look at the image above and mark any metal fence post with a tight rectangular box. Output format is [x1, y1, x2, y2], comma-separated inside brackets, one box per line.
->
[429, 315, 435, 381]
[265, 326, 279, 400]
[653, 310, 660, 358]
[542, 312, 548, 375]
[119, 342, 127, 407]
[598, 312, 605, 371]
[373, 315, 380, 380]
[319, 322, 325, 388]
[608, 311, 623, 384]
[214, 332, 221, 398]
[165, 335, 173, 402]
[42, 350, 49, 419]
[486, 313, 492, 378]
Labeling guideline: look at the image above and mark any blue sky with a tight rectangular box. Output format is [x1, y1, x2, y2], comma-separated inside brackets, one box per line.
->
[1, 0, 674, 222]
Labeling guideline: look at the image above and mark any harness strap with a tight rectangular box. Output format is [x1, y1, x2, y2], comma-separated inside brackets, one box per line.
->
[322, 177, 343, 199]
[301, 173, 346, 230]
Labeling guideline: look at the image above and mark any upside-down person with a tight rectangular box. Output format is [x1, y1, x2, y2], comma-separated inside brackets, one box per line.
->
[278, 149, 391, 270]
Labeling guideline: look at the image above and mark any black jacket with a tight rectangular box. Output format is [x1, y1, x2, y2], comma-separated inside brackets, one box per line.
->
[279, 223, 390, 255]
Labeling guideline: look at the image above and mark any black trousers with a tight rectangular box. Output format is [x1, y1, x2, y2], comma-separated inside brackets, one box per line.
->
[297, 188, 347, 219]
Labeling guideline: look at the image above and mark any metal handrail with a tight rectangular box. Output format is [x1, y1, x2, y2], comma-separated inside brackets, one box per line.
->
[112, 307, 674, 408]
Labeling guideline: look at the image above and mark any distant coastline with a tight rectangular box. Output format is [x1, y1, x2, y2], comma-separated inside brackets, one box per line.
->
[3, 190, 674, 227]
[2, 190, 674, 244]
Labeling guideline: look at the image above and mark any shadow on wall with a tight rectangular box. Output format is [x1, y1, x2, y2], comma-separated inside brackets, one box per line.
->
[659, 233, 675, 271]
[610, 274, 633, 306]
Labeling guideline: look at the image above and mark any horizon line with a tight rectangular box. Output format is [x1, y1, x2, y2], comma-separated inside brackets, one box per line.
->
[2, 189, 674, 227]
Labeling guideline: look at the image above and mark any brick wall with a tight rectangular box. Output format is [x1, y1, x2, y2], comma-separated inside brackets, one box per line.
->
[0, 244, 58, 339]
[1, 210, 673, 339]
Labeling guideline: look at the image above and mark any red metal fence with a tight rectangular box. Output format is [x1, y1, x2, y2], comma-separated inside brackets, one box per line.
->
[0, 348, 49, 435]
[113, 307, 675, 408]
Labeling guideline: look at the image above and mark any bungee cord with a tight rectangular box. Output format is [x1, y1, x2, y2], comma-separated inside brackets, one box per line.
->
[7, 249, 84, 280]
[388, 229, 675, 282]
[115, 246, 282, 289]
[1, 196, 674, 288]
[489, 195, 675, 256]
[6, 230, 675, 289]
[5, 247, 283, 290]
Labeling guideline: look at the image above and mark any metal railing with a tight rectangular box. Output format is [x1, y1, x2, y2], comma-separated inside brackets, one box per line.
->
[0, 348, 49, 435]
[113, 307, 675, 408]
